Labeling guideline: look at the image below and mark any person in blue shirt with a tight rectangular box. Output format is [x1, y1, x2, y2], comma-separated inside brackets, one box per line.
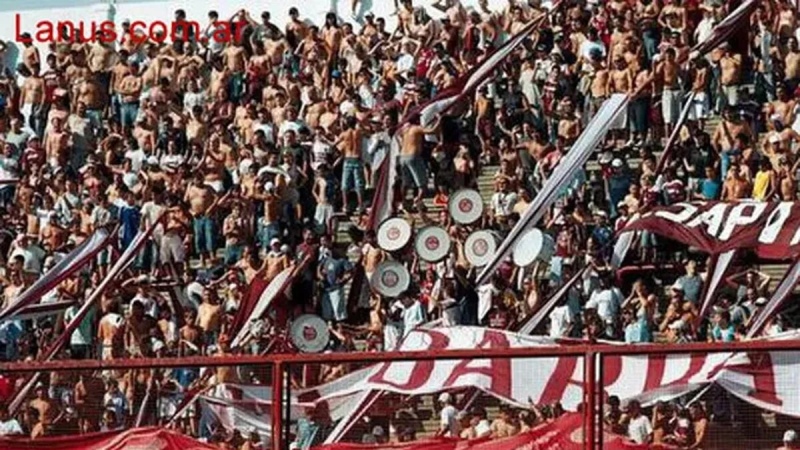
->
[116, 188, 141, 251]
[710, 310, 736, 343]
[695, 166, 721, 200]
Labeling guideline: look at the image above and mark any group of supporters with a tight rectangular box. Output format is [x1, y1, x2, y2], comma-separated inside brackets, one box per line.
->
[0, 0, 797, 448]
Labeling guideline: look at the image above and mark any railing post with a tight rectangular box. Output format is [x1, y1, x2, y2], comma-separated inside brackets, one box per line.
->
[585, 351, 595, 450]
[597, 352, 604, 449]
[272, 361, 284, 450]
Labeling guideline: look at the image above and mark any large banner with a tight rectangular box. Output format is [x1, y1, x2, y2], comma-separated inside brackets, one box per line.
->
[621, 201, 800, 260]
[298, 327, 800, 418]
[312, 413, 650, 450]
[0, 427, 218, 450]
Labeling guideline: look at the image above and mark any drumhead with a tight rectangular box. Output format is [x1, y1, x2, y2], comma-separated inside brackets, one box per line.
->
[513, 228, 553, 267]
[465, 231, 498, 267]
[371, 261, 411, 297]
[415, 226, 451, 262]
[377, 218, 412, 252]
[449, 189, 484, 224]
[290, 314, 330, 353]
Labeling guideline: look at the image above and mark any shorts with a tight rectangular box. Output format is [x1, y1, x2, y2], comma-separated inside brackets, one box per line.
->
[314, 203, 334, 233]
[341, 157, 365, 193]
[322, 286, 347, 322]
[205, 180, 224, 193]
[192, 216, 215, 254]
[400, 154, 428, 190]
[689, 92, 710, 121]
[722, 84, 739, 107]
[160, 233, 186, 263]
[662, 89, 682, 125]
[224, 243, 244, 266]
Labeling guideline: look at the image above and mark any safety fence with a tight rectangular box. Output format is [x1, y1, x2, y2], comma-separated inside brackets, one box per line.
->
[2, 340, 800, 449]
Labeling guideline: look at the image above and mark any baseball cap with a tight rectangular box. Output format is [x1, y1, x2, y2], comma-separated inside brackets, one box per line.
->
[438, 392, 451, 403]
[785, 430, 798, 443]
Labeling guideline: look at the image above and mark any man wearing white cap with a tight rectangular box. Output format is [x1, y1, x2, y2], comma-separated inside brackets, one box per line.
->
[436, 392, 460, 438]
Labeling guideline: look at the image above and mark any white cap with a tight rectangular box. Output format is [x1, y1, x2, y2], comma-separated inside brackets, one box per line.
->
[270, 238, 281, 247]
[289, 443, 300, 450]
[785, 429, 798, 443]
[668, 319, 686, 331]
[611, 158, 623, 168]
[770, 113, 784, 123]
[264, 181, 275, 192]
[372, 425, 385, 436]
[755, 297, 768, 306]
[438, 392, 452, 403]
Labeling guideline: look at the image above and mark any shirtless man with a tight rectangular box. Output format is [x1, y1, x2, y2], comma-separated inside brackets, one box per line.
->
[490, 406, 520, 439]
[721, 163, 751, 200]
[21, 36, 41, 75]
[785, 37, 800, 93]
[117, 62, 142, 132]
[607, 55, 633, 140]
[19, 63, 45, 133]
[556, 99, 581, 144]
[179, 309, 202, 356]
[399, 116, 440, 209]
[689, 58, 711, 128]
[588, 53, 609, 119]
[719, 44, 742, 107]
[286, 8, 309, 49]
[657, 47, 682, 136]
[658, 0, 687, 42]
[196, 290, 222, 350]
[185, 172, 217, 266]
[98, 301, 124, 360]
[335, 116, 365, 213]
[125, 300, 157, 357]
[779, 157, 798, 200]
[764, 85, 796, 130]
[44, 116, 69, 170]
[222, 40, 247, 102]
[76, 73, 105, 126]
[361, 230, 384, 282]
[711, 106, 754, 154]
[29, 384, 55, 425]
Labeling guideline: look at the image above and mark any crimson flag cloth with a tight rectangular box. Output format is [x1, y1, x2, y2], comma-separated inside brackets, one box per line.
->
[0, 427, 220, 450]
[312, 413, 653, 450]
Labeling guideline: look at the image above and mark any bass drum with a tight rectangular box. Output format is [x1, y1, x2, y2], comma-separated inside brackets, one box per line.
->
[464, 230, 501, 268]
[377, 217, 412, 253]
[415, 226, 452, 263]
[290, 314, 330, 353]
[448, 189, 484, 225]
[370, 261, 411, 298]
[512, 228, 556, 267]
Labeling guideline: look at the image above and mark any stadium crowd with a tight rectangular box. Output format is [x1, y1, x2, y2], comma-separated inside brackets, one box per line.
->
[0, 0, 797, 448]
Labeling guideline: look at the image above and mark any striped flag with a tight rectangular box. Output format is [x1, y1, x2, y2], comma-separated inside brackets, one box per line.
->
[476, 95, 630, 286]
[0, 228, 111, 322]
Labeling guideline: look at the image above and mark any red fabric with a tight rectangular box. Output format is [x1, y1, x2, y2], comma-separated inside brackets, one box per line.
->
[621, 201, 800, 260]
[0, 427, 219, 450]
[312, 413, 653, 450]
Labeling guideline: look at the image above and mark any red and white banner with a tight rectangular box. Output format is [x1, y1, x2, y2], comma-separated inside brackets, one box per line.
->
[312, 412, 649, 450]
[0, 426, 218, 450]
[697, 249, 736, 321]
[0, 228, 111, 322]
[477, 94, 629, 285]
[231, 265, 295, 348]
[299, 327, 800, 418]
[620, 201, 800, 260]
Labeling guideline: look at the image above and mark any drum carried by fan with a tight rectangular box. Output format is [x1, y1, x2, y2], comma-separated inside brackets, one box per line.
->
[449, 189, 484, 225]
[290, 314, 331, 353]
[512, 228, 555, 267]
[464, 230, 501, 267]
[377, 217, 412, 253]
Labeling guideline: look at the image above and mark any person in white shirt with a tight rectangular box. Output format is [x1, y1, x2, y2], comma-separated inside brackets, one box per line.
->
[586, 275, 622, 338]
[549, 303, 574, 338]
[490, 177, 518, 223]
[399, 294, 426, 336]
[0, 404, 22, 436]
[436, 392, 460, 437]
[625, 400, 653, 444]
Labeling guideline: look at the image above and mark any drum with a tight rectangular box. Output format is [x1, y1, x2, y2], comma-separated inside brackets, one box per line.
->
[449, 189, 484, 224]
[415, 226, 451, 263]
[377, 217, 412, 253]
[464, 230, 501, 267]
[370, 261, 411, 297]
[513, 228, 556, 267]
[290, 314, 330, 353]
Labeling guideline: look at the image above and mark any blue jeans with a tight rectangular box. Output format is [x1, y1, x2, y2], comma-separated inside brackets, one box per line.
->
[120, 101, 139, 128]
[224, 243, 244, 266]
[193, 216, 214, 254]
[257, 220, 281, 249]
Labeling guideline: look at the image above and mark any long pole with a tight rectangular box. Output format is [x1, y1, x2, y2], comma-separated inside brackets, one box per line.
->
[272, 361, 284, 450]
[584, 351, 596, 450]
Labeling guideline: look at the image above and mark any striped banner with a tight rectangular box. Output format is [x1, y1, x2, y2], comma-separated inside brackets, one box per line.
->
[476, 94, 630, 286]
[0, 228, 111, 322]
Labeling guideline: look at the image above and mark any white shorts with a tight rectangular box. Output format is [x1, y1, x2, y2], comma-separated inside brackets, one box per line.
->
[204, 180, 224, 193]
[160, 233, 185, 264]
[689, 92, 709, 121]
